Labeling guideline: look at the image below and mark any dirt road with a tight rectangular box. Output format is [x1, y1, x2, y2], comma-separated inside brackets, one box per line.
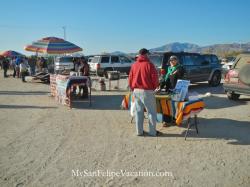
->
[0, 72, 250, 186]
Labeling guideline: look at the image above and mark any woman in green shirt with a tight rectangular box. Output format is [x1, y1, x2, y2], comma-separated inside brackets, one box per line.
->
[160, 55, 184, 91]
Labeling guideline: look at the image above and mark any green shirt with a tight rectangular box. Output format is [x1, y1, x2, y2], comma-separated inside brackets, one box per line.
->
[164, 64, 181, 81]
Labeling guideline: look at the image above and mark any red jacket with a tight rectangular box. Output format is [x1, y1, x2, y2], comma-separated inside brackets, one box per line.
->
[129, 55, 159, 90]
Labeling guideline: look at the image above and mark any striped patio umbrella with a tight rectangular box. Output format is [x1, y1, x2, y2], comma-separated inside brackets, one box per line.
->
[0, 50, 24, 57]
[24, 37, 82, 54]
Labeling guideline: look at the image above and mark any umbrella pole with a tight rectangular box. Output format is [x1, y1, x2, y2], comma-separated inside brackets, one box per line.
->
[53, 56, 56, 74]
[35, 51, 39, 74]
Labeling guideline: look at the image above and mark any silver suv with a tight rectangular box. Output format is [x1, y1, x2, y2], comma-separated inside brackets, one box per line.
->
[89, 54, 133, 77]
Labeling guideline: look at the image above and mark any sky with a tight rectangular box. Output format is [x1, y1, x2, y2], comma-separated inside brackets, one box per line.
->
[0, 0, 250, 55]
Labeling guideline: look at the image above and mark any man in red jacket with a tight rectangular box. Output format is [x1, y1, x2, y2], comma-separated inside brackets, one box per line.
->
[129, 48, 159, 136]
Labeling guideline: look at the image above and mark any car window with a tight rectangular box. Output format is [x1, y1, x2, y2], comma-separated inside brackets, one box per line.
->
[59, 57, 73, 62]
[101, 56, 110, 63]
[91, 56, 99, 64]
[88, 57, 93, 63]
[195, 55, 206, 65]
[234, 56, 250, 69]
[203, 55, 211, 63]
[211, 55, 219, 64]
[119, 56, 132, 63]
[149, 54, 163, 68]
[183, 55, 195, 65]
[202, 55, 214, 65]
[111, 56, 119, 63]
[227, 57, 235, 62]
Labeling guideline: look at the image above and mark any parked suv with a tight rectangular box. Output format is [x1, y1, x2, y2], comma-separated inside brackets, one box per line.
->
[148, 52, 222, 86]
[223, 53, 250, 100]
[89, 54, 133, 77]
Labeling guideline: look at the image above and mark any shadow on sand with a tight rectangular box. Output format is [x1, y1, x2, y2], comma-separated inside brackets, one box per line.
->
[71, 89, 250, 111]
[202, 95, 250, 109]
[72, 94, 124, 110]
[70, 91, 250, 145]
[0, 104, 57, 109]
[152, 118, 250, 145]
[0, 91, 49, 96]
[189, 83, 225, 95]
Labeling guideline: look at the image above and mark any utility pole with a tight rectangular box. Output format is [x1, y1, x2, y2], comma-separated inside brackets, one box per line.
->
[62, 26, 66, 40]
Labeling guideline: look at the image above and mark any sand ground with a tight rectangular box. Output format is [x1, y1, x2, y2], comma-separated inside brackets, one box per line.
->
[0, 70, 250, 187]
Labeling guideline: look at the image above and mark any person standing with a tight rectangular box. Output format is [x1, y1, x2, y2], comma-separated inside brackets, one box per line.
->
[73, 57, 80, 72]
[15, 57, 21, 78]
[37, 57, 46, 72]
[40, 57, 47, 71]
[78, 57, 90, 98]
[2, 58, 9, 78]
[78, 57, 89, 76]
[11, 57, 16, 78]
[128, 48, 159, 136]
[28, 56, 36, 76]
[0, 56, 3, 69]
[20, 59, 29, 82]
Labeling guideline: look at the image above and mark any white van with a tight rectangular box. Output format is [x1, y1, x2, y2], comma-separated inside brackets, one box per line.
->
[54, 56, 74, 73]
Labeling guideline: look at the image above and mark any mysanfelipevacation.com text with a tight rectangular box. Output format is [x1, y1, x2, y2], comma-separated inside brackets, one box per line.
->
[72, 169, 173, 178]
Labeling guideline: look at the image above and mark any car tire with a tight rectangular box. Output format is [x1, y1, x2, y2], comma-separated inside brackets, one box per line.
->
[209, 71, 221, 87]
[227, 92, 240, 100]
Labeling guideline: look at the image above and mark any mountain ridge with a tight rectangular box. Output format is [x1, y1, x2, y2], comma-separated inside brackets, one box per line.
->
[149, 42, 250, 53]
[111, 42, 250, 56]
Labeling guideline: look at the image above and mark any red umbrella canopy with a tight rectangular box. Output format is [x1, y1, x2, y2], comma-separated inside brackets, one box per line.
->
[24, 37, 83, 54]
[0, 50, 24, 57]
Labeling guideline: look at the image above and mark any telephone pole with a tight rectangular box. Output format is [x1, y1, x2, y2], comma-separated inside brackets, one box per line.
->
[62, 26, 66, 40]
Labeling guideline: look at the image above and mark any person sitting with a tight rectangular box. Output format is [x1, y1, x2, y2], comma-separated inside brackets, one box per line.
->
[160, 55, 184, 92]
[159, 56, 184, 127]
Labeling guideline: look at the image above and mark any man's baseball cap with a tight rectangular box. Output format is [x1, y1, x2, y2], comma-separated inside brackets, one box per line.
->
[139, 48, 150, 55]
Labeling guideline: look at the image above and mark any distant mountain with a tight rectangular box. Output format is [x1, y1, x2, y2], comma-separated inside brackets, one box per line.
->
[200, 43, 250, 54]
[150, 42, 201, 52]
[110, 42, 250, 56]
[149, 42, 250, 54]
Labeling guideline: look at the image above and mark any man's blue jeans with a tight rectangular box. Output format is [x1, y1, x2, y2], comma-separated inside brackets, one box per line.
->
[133, 89, 157, 136]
